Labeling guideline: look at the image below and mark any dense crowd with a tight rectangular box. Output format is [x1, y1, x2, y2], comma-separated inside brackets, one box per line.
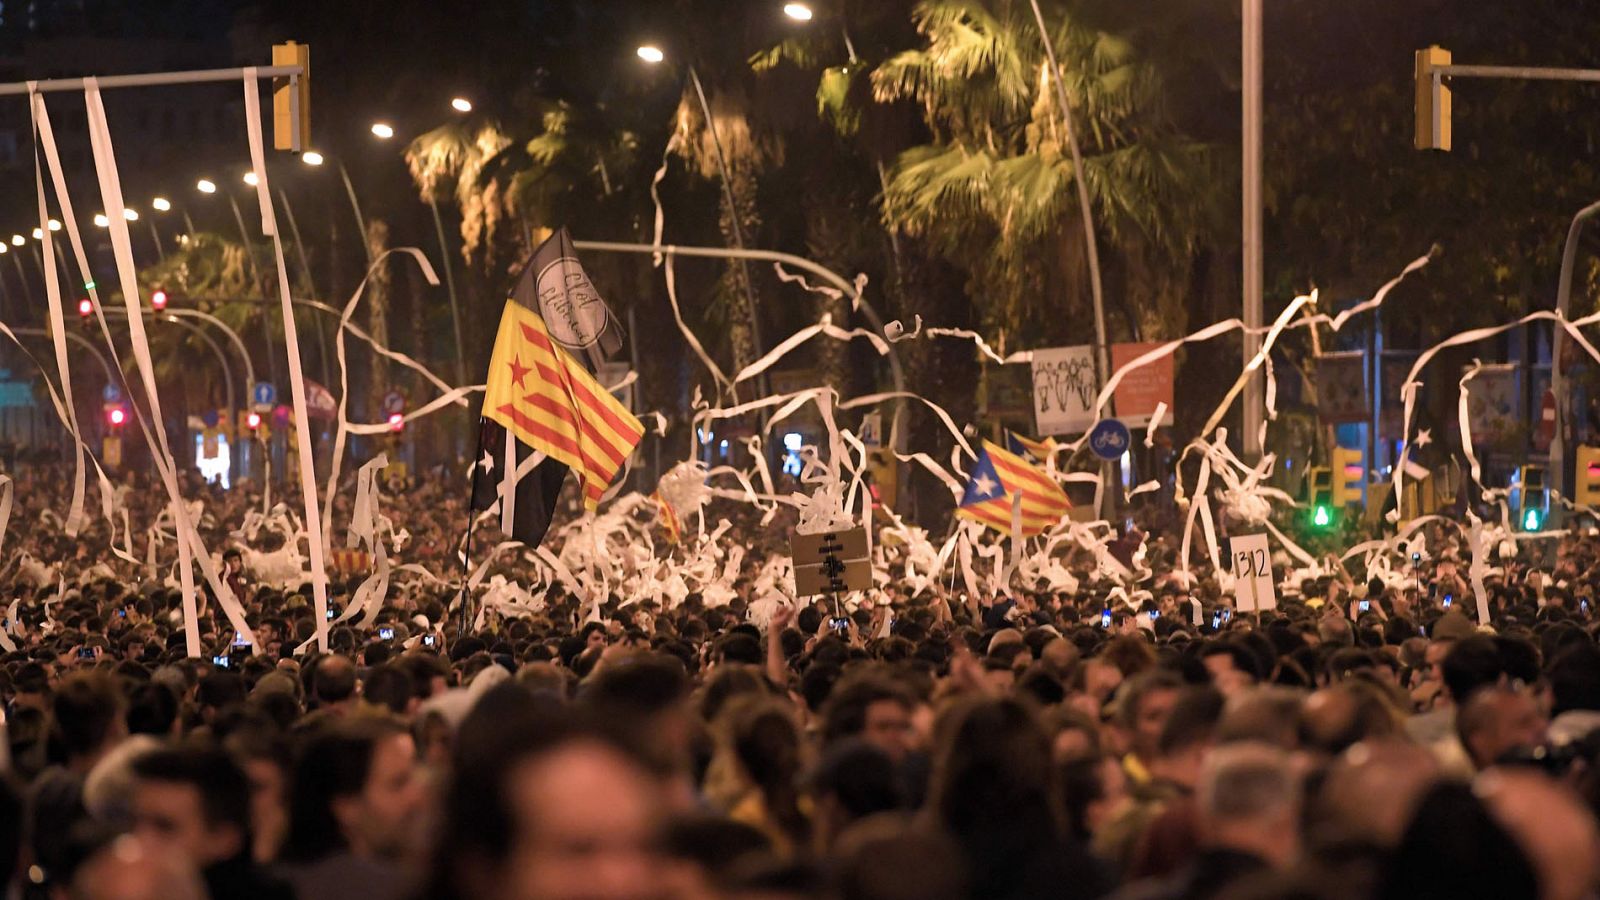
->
[0, 458, 1599, 900]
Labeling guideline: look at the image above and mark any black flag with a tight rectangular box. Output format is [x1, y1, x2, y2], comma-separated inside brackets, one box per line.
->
[469, 418, 569, 549]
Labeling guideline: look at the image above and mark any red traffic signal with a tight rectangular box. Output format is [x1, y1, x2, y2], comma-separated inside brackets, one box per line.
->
[246, 412, 262, 431]
[151, 289, 167, 311]
[107, 406, 126, 427]
[387, 412, 404, 433]
[77, 298, 92, 319]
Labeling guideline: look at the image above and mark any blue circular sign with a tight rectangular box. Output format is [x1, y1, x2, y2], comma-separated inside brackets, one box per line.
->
[102, 383, 122, 404]
[1088, 419, 1132, 461]
[252, 382, 276, 408]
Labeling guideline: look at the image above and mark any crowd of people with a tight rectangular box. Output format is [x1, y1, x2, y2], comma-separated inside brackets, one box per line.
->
[0, 458, 1599, 900]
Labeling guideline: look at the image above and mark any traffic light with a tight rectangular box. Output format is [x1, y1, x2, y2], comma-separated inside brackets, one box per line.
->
[1516, 464, 1548, 532]
[1305, 466, 1335, 529]
[387, 412, 404, 433]
[1414, 45, 1452, 151]
[1331, 446, 1364, 508]
[77, 297, 92, 321]
[106, 406, 125, 428]
[151, 288, 167, 311]
[1577, 446, 1600, 508]
[246, 411, 262, 433]
[272, 41, 311, 152]
[865, 448, 898, 510]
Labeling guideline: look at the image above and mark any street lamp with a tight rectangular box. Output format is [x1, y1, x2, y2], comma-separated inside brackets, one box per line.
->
[450, 97, 472, 113]
[301, 151, 324, 166]
[242, 171, 259, 187]
[637, 45, 665, 64]
[152, 197, 171, 212]
[197, 179, 217, 194]
[46, 219, 60, 232]
[93, 214, 109, 228]
[123, 208, 139, 221]
[9, 236, 22, 247]
[783, 2, 814, 20]
[370, 122, 394, 140]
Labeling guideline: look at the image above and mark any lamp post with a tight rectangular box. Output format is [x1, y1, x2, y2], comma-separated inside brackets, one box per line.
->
[638, 45, 767, 394]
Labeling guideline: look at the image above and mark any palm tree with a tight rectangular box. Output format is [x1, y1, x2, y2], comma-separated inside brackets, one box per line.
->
[870, 0, 1220, 344]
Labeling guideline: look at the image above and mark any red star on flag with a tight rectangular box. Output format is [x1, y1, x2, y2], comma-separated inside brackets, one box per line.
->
[508, 356, 531, 388]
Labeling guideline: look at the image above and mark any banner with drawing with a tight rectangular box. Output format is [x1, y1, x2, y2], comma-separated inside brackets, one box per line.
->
[1032, 345, 1098, 436]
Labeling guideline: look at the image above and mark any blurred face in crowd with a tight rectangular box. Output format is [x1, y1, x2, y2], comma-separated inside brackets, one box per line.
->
[861, 698, 915, 762]
[241, 757, 288, 862]
[1133, 687, 1179, 762]
[335, 732, 424, 858]
[131, 781, 241, 868]
[499, 740, 665, 900]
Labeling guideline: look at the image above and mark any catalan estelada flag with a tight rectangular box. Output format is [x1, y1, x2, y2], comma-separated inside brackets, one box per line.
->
[1005, 429, 1058, 464]
[481, 297, 644, 512]
[957, 441, 1072, 537]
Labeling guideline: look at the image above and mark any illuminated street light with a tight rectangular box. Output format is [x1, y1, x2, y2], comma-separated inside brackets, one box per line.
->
[242, 171, 259, 186]
[30, 229, 41, 240]
[93, 214, 109, 228]
[783, 2, 814, 20]
[451, 97, 472, 113]
[47, 219, 60, 232]
[637, 45, 665, 64]
[123, 208, 139, 221]
[370, 122, 394, 139]
[197, 179, 217, 194]
[152, 197, 171, 212]
[301, 151, 325, 166]
[9, 235, 22, 246]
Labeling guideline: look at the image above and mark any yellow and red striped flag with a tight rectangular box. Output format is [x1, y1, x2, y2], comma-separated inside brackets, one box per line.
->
[482, 298, 643, 510]
[956, 440, 1072, 537]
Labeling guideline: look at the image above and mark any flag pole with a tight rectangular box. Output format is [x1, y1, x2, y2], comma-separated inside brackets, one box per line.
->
[458, 418, 487, 636]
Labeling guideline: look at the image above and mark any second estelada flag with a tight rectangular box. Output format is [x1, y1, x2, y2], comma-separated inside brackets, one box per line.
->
[957, 440, 1072, 537]
[482, 290, 644, 511]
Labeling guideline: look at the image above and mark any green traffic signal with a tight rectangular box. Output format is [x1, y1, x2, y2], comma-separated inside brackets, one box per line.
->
[1522, 506, 1543, 532]
[1313, 504, 1333, 528]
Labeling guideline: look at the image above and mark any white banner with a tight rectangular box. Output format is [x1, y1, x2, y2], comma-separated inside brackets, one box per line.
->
[1032, 345, 1098, 436]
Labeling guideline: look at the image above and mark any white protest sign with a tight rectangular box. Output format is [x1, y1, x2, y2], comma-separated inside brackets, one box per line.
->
[1229, 533, 1277, 612]
[1031, 345, 1098, 436]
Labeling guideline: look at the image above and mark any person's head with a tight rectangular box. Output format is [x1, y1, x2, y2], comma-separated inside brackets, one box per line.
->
[281, 715, 421, 863]
[311, 654, 358, 707]
[53, 671, 128, 767]
[820, 675, 915, 763]
[1442, 635, 1507, 705]
[1216, 686, 1307, 750]
[1549, 643, 1600, 717]
[69, 834, 208, 900]
[928, 696, 1059, 847]
[1115, 670, 1183, 764]
[427, 711, 666, 900]
[1479, 767, 1600, 900]
[1152, 686, 1224, 788]
[808, 740, 902, 852]
[1457, 686, 1547, 771]
[129, 746, 253, 869]
[1310, 740, 1440, 848]
[361, 665, 415, 717]
[579, 653, 693, 774]
[1196, 742, 1300, 867]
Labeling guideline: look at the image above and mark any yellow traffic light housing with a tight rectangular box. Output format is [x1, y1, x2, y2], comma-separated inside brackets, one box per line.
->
[1415, 45, 1452, 151]
[272, 41, 310, 152]
[1576, 446, 1600, 508]
[1331, 446, 1364, 508]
